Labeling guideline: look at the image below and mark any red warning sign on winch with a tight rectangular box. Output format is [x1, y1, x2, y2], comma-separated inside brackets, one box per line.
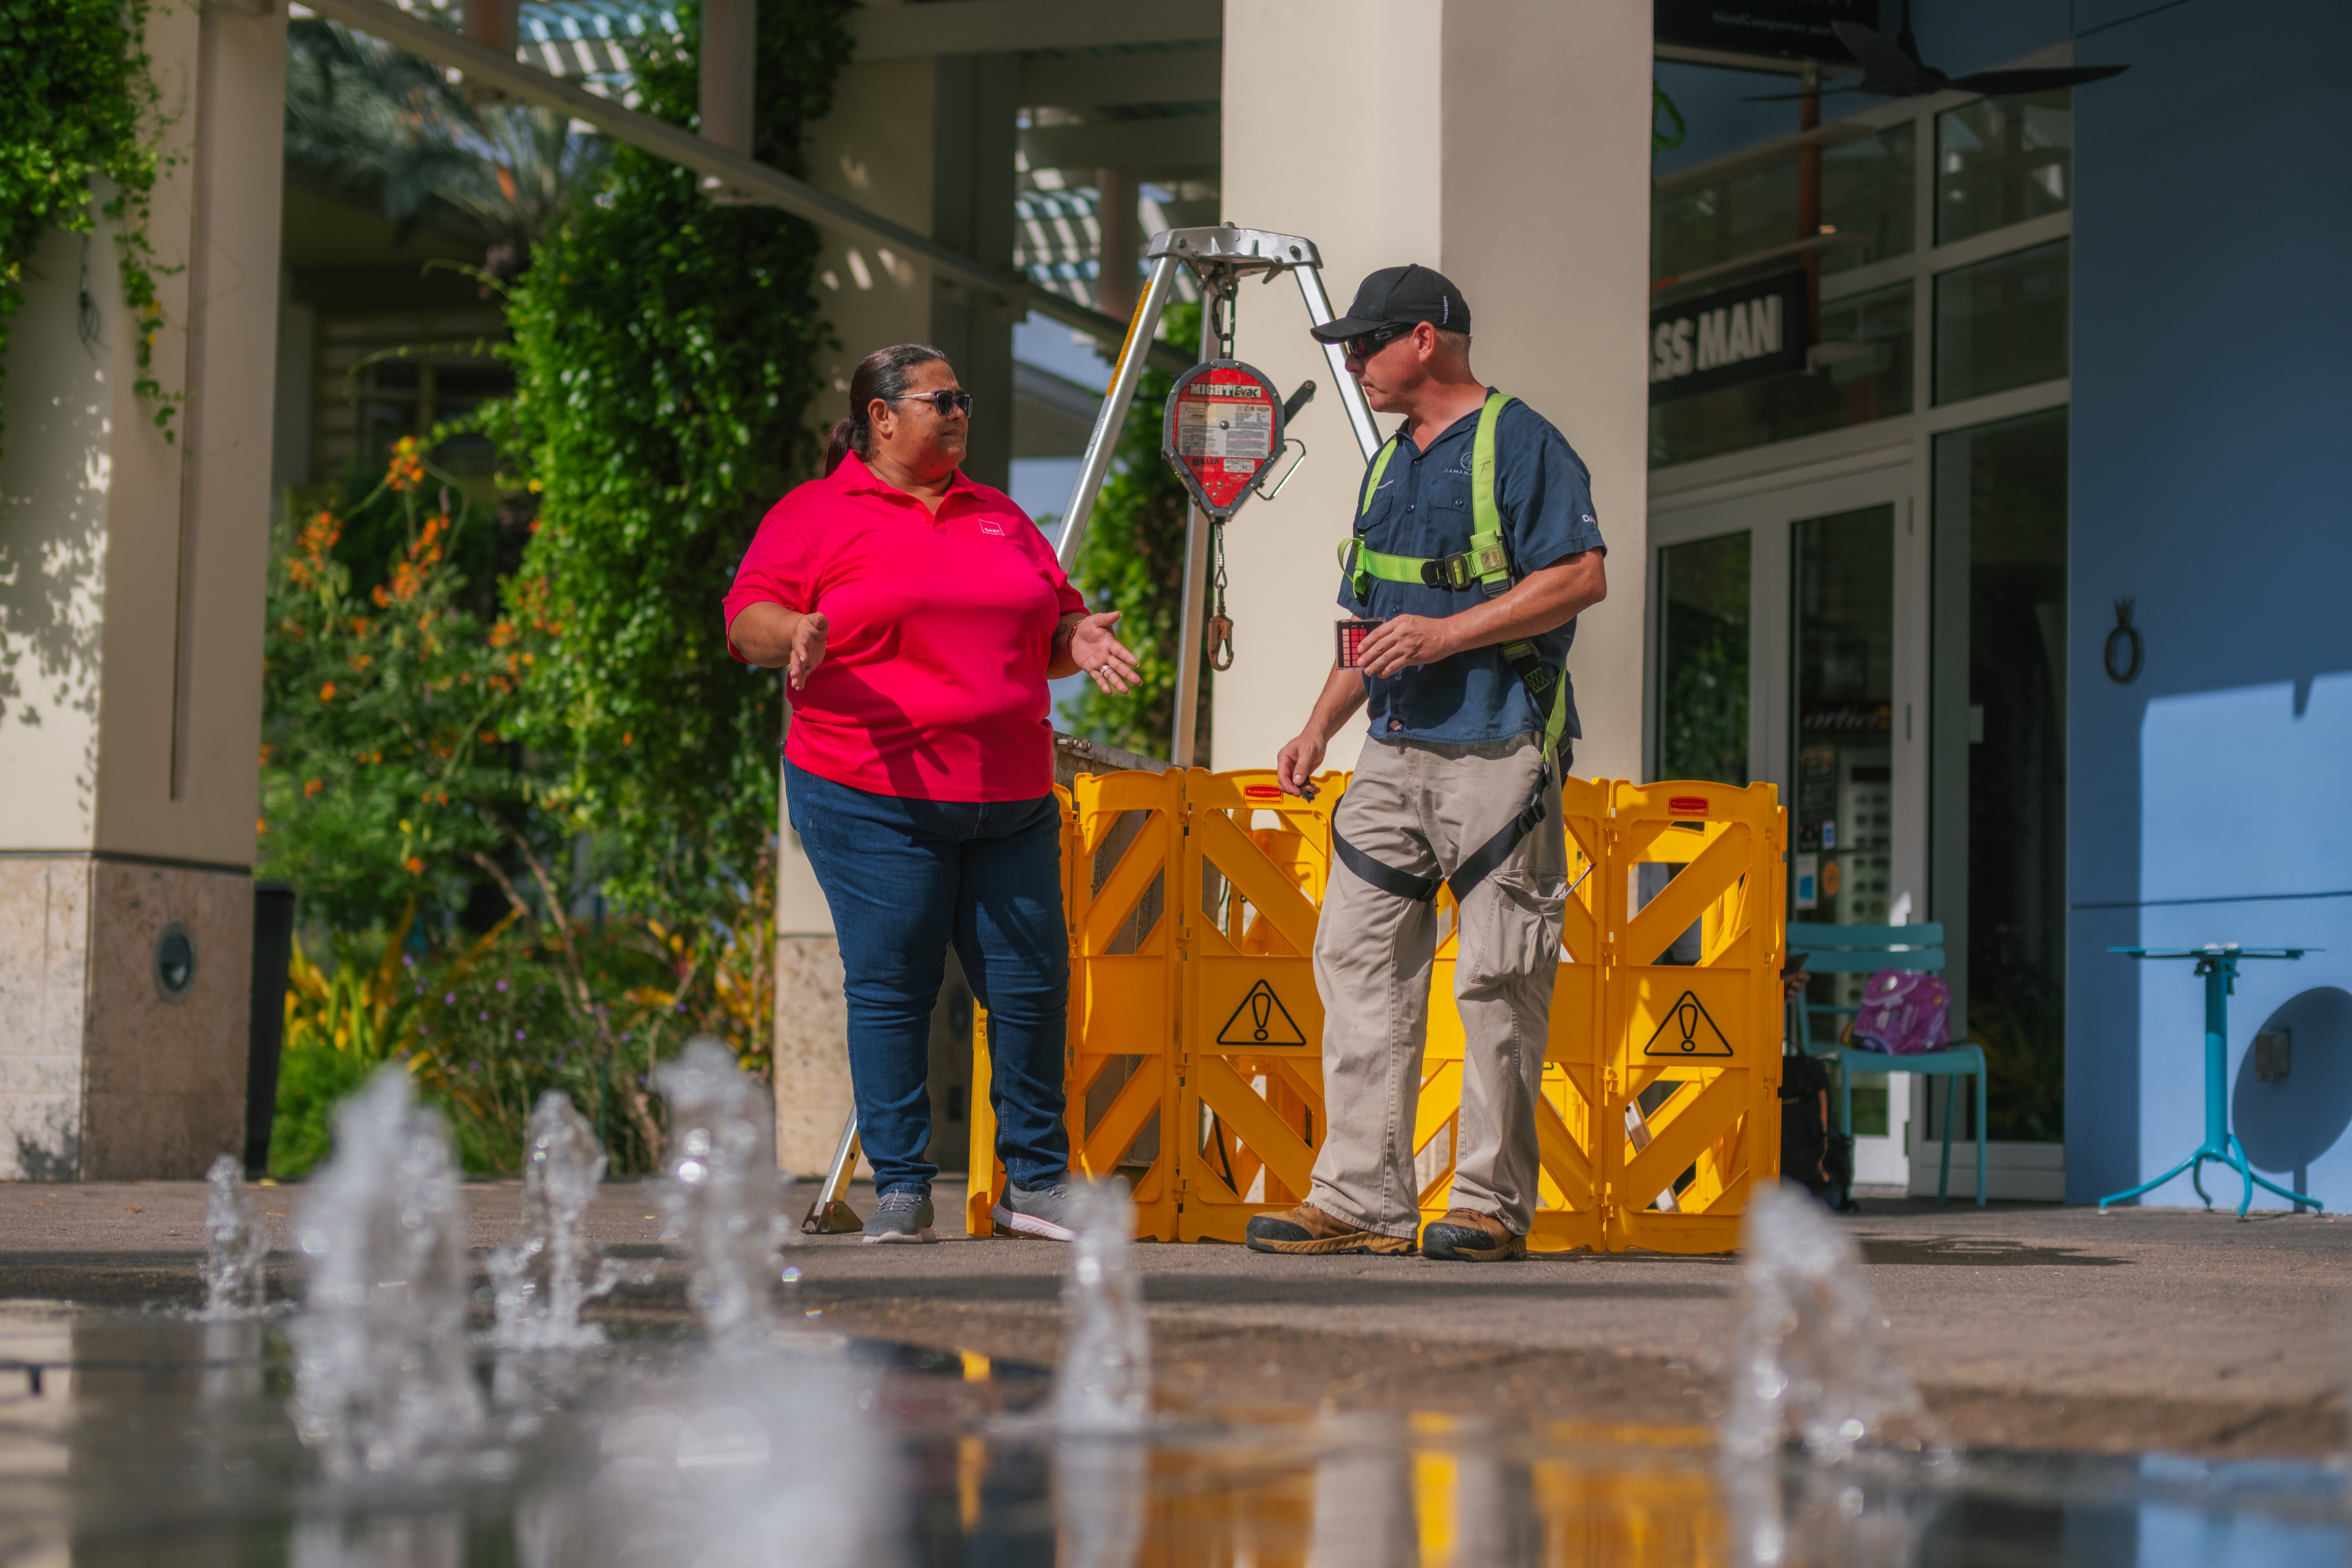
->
[1161, 359, 1284, 520]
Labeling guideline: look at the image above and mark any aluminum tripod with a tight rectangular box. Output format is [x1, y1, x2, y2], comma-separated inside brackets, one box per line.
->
[1055, 227, 1384, 767]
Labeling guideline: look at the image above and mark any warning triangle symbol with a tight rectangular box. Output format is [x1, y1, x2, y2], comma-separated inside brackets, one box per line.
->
[1216, 979, 1307, 1047]
[1641, 990, 1734, 1058]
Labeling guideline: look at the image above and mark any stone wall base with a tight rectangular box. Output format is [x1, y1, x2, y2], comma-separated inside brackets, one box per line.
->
[0, 856, 251, 1179]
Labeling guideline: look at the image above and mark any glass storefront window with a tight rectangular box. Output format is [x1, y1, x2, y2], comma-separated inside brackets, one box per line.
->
[1792, 505, 1896, 927]
[1654, 163, 1796, 287]
[1935, 409, 2068, 1143]
[1793, 504, 1898, 1137]
[1652, 124, 1915, 287]
[1657, 531, 1751, 785]
[1820, 121, 1915, 276]
[1650, 280, 1912, 468]
[1937, 90, 2072, 246]
[1934, 239, 2068, 405]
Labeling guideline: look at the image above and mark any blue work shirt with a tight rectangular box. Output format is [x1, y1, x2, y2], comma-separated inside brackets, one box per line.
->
[1337, 393, 1606, 745]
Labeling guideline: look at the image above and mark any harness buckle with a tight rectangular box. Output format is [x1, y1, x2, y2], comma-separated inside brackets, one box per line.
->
[1421, 554, 1474, 589]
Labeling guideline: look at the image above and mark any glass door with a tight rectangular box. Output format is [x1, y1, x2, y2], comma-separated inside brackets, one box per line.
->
[1650, 471, 1928, 1188]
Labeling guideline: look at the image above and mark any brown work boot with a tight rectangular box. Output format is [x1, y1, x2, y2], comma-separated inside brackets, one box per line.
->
[1244, 1202, 1417, 1257]
[1420, 1207, 1528, 1262]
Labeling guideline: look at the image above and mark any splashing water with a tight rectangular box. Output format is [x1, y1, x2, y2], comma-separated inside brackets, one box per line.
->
[1052, 1181, 1150, 1568]
[1052, 1180, 1151, 1433]
[655, 1038, 793, 1347]
[201, 1153, 270, 1318]
[1720, 1184, 1931, 1466]
[489, 1091, 621, 1351]
[288, 1067, 486, 1481]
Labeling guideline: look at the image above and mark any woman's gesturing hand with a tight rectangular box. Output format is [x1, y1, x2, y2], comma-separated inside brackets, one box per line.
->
[788, 612, 830, 690]
[1067, 610, 1142, 695]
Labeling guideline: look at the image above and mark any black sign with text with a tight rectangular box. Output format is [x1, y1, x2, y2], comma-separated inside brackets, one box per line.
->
[1650, 272, 1809, 404]
[1655, 0, 1879, 63]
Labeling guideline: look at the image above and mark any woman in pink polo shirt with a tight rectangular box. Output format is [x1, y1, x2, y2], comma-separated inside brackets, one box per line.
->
[726, 344, 1139, 1245]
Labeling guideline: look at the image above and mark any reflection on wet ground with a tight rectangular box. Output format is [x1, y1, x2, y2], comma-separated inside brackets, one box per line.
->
[1, 1302, 2343, 1567]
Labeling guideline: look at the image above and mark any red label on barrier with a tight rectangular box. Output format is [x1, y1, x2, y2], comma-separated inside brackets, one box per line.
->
[1669, 796, 1710, 813]
[1244, 784, 1282, 800]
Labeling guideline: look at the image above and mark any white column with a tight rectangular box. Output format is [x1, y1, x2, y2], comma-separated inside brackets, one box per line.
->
[1215, 0, 1652, 784]
[0, 2, 287, 1178]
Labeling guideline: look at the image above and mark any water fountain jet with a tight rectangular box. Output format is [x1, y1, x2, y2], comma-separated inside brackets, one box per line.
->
[654, 1037, 794, 1347]
[287, 1067, 485, 1481]
[1052, 1180, 1149, 1568]
[488, 1090, 621, 1352]
[1720, 1184, 1931, 1465]
[201, 1153, 270, 1318]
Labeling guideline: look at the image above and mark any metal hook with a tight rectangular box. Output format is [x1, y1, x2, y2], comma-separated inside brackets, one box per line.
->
[1251, 438, 1307, 502]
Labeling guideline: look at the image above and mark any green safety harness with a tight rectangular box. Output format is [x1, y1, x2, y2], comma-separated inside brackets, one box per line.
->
[1331, 390, 1575, 906]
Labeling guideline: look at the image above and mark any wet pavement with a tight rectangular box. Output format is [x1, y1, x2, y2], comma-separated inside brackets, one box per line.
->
[3, 1176, 2343, 1460]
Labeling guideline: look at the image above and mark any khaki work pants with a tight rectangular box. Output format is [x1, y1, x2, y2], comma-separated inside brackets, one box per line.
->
[1308, 733, 1568, 1238]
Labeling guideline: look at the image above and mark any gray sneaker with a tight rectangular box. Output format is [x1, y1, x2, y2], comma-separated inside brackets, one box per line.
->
[990, 1181, 1079, 1241]
[862, 1187, 935, 1244]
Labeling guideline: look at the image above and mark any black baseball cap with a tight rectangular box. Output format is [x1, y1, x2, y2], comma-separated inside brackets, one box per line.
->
[1309, 264, 1472, 343]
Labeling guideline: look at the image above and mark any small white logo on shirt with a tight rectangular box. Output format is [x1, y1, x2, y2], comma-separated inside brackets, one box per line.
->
[979, 520, 1006, 536]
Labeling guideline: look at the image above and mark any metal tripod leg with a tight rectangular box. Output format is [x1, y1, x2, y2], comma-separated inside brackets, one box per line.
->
[1055, 253, 1184, 572]
[800, 1111, 865, 1234]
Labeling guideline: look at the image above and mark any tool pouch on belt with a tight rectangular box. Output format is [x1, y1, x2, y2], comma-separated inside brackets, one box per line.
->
[1330, 391, 1571, 904]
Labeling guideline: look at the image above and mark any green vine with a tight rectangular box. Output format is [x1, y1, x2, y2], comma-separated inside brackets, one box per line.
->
[0, 0, 183, 457]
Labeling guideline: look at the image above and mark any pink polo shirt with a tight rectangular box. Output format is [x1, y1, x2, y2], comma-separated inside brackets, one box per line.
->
[724, 454, 1084, 802]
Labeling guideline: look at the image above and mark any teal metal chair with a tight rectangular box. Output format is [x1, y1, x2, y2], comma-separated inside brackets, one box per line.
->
[1787, 922, 1987, 1206]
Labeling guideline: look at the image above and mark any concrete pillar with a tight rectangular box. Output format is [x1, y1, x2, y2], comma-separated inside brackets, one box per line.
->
[1096, 166, 1140, 321]
[0, 2, 287, 1178]
[1215, 0, 1652, 783]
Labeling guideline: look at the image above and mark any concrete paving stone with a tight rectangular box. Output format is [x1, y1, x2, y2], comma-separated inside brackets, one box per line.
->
[0, 1178, 2343, 1458]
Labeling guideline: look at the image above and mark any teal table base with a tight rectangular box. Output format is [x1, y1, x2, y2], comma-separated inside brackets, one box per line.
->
[2098, 946, 2325, 1219]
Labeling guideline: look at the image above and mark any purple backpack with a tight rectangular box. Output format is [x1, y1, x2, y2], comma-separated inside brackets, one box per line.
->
[1849, 970, 1950, 1055]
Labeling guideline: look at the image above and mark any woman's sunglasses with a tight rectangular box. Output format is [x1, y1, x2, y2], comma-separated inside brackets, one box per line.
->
[1341, 323, 1414, 362]
[893, 389, 975, 418]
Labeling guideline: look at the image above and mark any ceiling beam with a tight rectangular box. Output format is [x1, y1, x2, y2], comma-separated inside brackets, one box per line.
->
[1019, 48, 1221, 109]
[850, 0, 1221, 60]
[1022, 116, 1219, 174]
[301, 0, 1189, 369]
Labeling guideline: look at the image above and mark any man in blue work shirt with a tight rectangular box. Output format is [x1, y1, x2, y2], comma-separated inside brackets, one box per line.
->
[1248, 265, 1607, 1263]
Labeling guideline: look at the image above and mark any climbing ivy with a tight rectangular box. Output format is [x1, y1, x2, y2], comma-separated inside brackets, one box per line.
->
[477, 0, 855, 924]
[0, 0, 181, 456]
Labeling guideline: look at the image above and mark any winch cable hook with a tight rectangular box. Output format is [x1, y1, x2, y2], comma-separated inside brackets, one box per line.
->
[1206, 521, 1235, 672]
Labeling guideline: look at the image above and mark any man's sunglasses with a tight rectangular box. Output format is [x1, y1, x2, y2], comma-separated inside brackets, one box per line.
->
[1341, 323, 1414, 362]
[894, 389, 975, 418]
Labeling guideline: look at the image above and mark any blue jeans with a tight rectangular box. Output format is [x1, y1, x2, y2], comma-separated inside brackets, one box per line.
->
[786, 758, 1070, 1195]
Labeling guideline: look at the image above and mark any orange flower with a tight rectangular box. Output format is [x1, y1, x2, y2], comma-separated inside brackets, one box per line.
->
[303, 778, 324, 797]
[478, 730, 499, 744]
[387, 437, 426, 493]
[622, 732, 633, 747]
[404, 855, 425, 875]
[318, 681, 337, 702]
[351, 618, 370, 638]
[372, 584, 390, 608]
[488, 620, 515, 648]
[259, 743, 273, 765]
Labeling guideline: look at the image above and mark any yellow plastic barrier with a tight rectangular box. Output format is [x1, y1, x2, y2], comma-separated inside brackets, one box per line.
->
[968, 769, 1783, 1254]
